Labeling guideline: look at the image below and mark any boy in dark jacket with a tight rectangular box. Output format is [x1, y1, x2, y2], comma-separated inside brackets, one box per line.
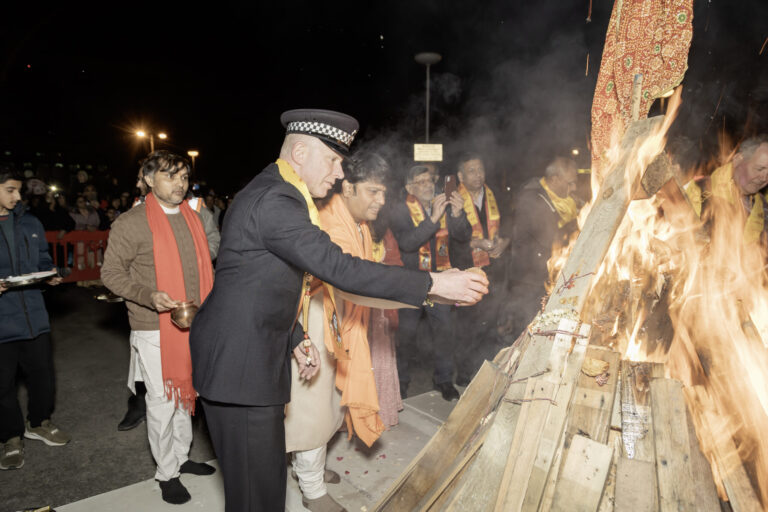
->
[0, 168, 68, 471]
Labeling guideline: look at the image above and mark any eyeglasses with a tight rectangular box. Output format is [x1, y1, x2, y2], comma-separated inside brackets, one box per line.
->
[410, 175, 439, 187]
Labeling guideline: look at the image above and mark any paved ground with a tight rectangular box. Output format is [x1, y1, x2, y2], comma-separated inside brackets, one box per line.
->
[0, 284, 447, 512]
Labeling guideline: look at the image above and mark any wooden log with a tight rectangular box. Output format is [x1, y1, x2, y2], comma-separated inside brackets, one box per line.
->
[684, 391, 720, 512]
[441, 381, 527, 511]
[683, 386, 762, 512]
[373, 361, 508, 512]
[614, 457, 657, 512]
[597, 430, 622, 512]
[567, 346, 621, 444]
[522, 381, 575, 511]
[494, 378, 557, 512]
[650, 379, 696, 511]
[550, 435, 614, 512]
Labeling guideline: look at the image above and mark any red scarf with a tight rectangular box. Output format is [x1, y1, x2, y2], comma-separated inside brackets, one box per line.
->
[145, 193, 213, 414]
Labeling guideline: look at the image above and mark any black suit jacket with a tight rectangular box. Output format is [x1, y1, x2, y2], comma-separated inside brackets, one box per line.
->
[190, 164, 430, 406]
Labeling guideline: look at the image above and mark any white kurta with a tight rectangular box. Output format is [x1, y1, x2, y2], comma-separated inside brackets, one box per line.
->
[284, 294, 344, 453]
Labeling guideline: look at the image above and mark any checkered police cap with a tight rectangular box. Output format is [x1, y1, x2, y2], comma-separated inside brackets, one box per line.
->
[280, 109, 360, 155]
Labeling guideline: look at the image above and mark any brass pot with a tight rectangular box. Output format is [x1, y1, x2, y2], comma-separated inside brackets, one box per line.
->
[171, 300, 199, 329]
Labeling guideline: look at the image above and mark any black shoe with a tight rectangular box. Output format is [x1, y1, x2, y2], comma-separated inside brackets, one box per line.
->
[399, 382, 408, 400]
[158, 477, 191, 505]
[117, 406, 146, 431]
[434, 381, 460, 401]
[180, 460, 216, 475]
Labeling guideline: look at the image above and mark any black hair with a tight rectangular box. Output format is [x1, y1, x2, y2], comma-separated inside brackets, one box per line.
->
[456, 152, 484, 169]
[139, 150, 191, 180]
[343, 151, 390, 185]
[0, 165, 23, 185]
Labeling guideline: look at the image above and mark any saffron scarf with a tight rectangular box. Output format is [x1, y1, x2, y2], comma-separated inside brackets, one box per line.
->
[457, 183, 500, 267]
[145, 193, 213, 414]
[539, 178, 578, 228]
[318, 194, 384, 447]
[405, 194, 450, 271]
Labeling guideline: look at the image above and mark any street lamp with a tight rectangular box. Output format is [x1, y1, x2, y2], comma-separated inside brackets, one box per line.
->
[187, 150, 199, 170]
[414, 52, 442, 143]
[136, 130, 168, 152]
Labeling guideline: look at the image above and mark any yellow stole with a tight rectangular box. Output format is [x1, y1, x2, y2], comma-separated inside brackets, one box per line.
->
[405, 194, 451, 271]
[539, 178, 578, 228]
[276, 159, 344, 354]
[458, 183, 500, 267]
[709, 162, 765, 244]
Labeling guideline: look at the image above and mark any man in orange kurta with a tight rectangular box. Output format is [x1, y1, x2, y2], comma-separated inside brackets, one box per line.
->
[285, 151, 390, 512]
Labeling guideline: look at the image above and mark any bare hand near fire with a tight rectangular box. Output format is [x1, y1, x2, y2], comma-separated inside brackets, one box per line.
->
[430, 194, 448, 224]
[293, 343, 321, 380]
[428, 268, 489, 306]
[151, 291, 181, 312]
[448, 191, 464, 217]
[488, 238, 509, 259]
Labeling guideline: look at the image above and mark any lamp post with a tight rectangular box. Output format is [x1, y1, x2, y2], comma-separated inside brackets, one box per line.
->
[414, 52, 442, 143]
[187, 150, 199, 170]
[136, 130, 168, 152]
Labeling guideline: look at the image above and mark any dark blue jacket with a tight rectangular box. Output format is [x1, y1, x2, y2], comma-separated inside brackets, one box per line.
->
[0, 203, 54, 343]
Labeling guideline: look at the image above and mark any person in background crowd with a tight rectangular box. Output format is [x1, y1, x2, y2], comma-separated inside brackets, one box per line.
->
[450, 153, 509, 385]
[0, 167, 68, 472]
[101, 151, 216, 505]
[70, 195, 100, 232]
[504, 156, 579, 338]
[684, 134, 768, 244]
[389, 163, 472, 401]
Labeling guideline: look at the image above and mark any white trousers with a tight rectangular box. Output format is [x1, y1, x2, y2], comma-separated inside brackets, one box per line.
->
[292, 445, 327, 499]
[131, 330, 193, 482]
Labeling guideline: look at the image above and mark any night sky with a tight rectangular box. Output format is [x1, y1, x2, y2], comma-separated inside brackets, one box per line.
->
[1, 1, 766, 194]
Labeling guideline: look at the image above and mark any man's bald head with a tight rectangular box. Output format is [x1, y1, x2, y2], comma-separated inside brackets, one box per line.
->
[279, 133, 345, 198]
[544, 157, 578, 198]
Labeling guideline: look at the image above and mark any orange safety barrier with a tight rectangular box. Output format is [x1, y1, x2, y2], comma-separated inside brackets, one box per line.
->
[45, 230, 109, 283]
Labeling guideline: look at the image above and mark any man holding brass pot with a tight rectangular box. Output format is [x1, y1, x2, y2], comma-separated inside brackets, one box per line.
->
[101, 151, 217, 505]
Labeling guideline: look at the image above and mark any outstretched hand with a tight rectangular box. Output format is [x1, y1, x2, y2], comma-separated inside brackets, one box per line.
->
[428, 268, 489, 306]
[293, 343, 321, 381]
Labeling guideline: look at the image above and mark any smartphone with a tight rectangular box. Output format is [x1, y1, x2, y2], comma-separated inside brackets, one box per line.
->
[444, 174, 457, 197]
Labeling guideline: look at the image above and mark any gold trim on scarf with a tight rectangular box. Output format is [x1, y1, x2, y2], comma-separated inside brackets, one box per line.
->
[405, 194, 450, 271]
[458, 183, 500, 267]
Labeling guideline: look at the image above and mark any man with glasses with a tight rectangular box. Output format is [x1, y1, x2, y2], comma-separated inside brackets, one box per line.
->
[389, 163, 471, 400]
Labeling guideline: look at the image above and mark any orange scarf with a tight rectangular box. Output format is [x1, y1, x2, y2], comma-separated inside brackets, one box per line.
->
[318, 194, 384, 446]
[457, 184, 500, 267]
[405, 194, 450, 271]
[145, 193, 213, 414]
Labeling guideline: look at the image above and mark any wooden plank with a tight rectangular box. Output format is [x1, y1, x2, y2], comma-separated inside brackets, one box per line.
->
[683, 386, 762, 512]
[522, 381, 575, 511]
[650, 379, 696, 511]
[494, 379, 557, 512]
[684, 393, 720, 512]
[567, 347, 621, 444]
[597, 430, 622, 512]
[614, 457, 657, 512]
[550, 435, 614, 512]
[442, 381, 527, 510]
[620, 361, 659, 462]
[374, 361, 508, 512]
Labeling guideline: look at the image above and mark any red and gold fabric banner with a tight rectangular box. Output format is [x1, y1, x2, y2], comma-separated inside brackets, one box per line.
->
[591, 0, 693, 180]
